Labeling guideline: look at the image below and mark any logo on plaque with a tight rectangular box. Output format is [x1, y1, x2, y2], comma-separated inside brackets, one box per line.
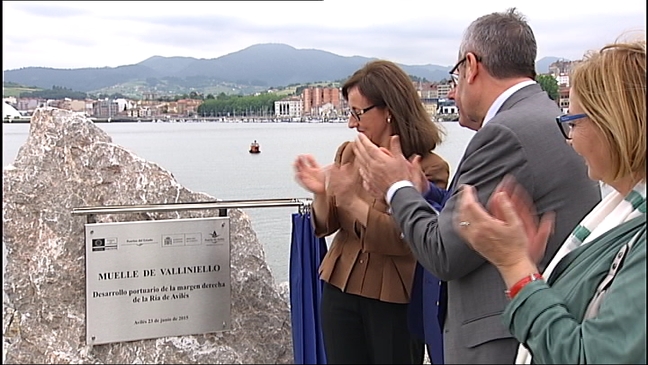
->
[92, 237, 118, 251]
[92, 238, 105, 251]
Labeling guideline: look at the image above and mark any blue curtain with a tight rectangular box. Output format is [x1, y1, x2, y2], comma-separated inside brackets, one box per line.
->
[290, 212, 328, 364]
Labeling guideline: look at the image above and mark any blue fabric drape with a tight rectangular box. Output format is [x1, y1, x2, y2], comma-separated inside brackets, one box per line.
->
[290, 212, 328, 364]
[407, 182, 450, 364]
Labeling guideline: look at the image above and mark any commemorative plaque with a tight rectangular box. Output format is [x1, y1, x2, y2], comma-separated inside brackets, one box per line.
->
[85, 217, 231, 344]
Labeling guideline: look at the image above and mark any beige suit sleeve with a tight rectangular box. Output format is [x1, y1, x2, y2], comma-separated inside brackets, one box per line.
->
[310, 142, 350, 237]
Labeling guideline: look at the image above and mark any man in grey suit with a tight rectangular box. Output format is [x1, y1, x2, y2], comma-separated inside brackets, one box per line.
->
[353, 8, 601, 364]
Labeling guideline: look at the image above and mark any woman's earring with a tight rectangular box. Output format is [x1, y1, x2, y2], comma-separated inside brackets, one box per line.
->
[387, 116, 392, 123]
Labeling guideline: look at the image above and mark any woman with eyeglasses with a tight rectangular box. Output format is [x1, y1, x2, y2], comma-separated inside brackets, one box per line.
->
[453, 37, 646, 364]
[293, 60, 449, 364]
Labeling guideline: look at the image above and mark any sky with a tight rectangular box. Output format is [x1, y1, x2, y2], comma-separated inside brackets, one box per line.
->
[2, 0, 646, 71]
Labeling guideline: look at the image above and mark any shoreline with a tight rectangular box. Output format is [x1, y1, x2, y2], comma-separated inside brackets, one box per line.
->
[4, 117, 459, 124]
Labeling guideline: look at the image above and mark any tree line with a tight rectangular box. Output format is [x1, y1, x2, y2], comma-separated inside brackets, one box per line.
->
[19, 85, 87, 100]
[196, 93, 285, 117]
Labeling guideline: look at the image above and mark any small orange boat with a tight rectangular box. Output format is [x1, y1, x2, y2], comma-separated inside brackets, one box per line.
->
[249, 140, 260, 154]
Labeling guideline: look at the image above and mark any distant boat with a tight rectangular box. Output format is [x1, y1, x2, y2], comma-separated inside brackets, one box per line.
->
[249, 140, 261, 154]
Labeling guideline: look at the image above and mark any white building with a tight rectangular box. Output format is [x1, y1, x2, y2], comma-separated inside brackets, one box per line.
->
[3, 96, 17, 105]
[437, 99, 458, 115]
[556, 73, 570, 86]
[115, 98, 137, 113]
[3, 102, 22, 120]
[436, 83, 452, 99]
[274, 97, 303, 118]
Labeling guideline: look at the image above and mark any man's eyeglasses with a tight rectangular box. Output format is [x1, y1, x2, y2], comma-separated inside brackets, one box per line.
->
[449, 57, 467, 85]
[449, 53, 482, 86]
[555, 113, 587, 139]
[348, 105, 376, 121]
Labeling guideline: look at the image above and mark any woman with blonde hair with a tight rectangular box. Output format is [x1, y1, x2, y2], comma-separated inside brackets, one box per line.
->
[453, 37, 646, 363]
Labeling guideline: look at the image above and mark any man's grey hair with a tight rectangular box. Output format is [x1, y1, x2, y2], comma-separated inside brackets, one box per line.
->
[459, 8, 537, 79]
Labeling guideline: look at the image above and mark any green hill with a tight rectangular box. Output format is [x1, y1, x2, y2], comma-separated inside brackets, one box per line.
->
[3, 82, 42, 97]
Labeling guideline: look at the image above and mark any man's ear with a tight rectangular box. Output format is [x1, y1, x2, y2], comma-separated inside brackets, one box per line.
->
[465, 52, 480, 84]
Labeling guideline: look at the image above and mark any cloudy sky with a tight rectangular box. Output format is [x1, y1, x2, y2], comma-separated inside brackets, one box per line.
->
[3, 1, 646, 71]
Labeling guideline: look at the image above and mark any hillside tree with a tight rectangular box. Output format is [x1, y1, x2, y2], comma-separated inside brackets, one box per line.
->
[536, 74, 559, 100]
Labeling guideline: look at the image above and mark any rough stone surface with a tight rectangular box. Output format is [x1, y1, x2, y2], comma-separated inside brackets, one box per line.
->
[2, 108, 293, 364]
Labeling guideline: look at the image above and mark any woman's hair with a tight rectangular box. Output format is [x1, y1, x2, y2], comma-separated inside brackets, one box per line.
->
[570, 35, 646, 182]
[341, 60, 444, 157]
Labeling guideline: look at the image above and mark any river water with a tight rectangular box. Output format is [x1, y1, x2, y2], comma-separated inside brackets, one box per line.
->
[3, 121, 475, 283]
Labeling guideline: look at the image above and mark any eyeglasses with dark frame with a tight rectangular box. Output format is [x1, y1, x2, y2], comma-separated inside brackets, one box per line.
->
[555, 113, 587, 139]
[348, 105, 377, 121]
[449, 53, 482, 86]
[449, 57, 467, 85]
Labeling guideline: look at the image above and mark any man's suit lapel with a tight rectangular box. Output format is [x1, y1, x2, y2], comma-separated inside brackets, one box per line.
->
[447, 169, 462, 197]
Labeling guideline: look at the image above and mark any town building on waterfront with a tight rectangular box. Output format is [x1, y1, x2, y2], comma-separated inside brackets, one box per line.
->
[274, 96, 303, 119]
[302, 87, 341, 115]
[547, 59, 581, 112]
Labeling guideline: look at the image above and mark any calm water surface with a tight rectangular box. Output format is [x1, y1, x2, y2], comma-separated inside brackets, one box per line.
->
[3, 121, 474, 283]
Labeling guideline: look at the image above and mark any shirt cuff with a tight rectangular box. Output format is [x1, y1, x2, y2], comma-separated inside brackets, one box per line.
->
[386, 180, 415, 205]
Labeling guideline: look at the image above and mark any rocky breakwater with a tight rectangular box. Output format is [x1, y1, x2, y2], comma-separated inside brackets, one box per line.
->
[2, 108, 293, 364]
